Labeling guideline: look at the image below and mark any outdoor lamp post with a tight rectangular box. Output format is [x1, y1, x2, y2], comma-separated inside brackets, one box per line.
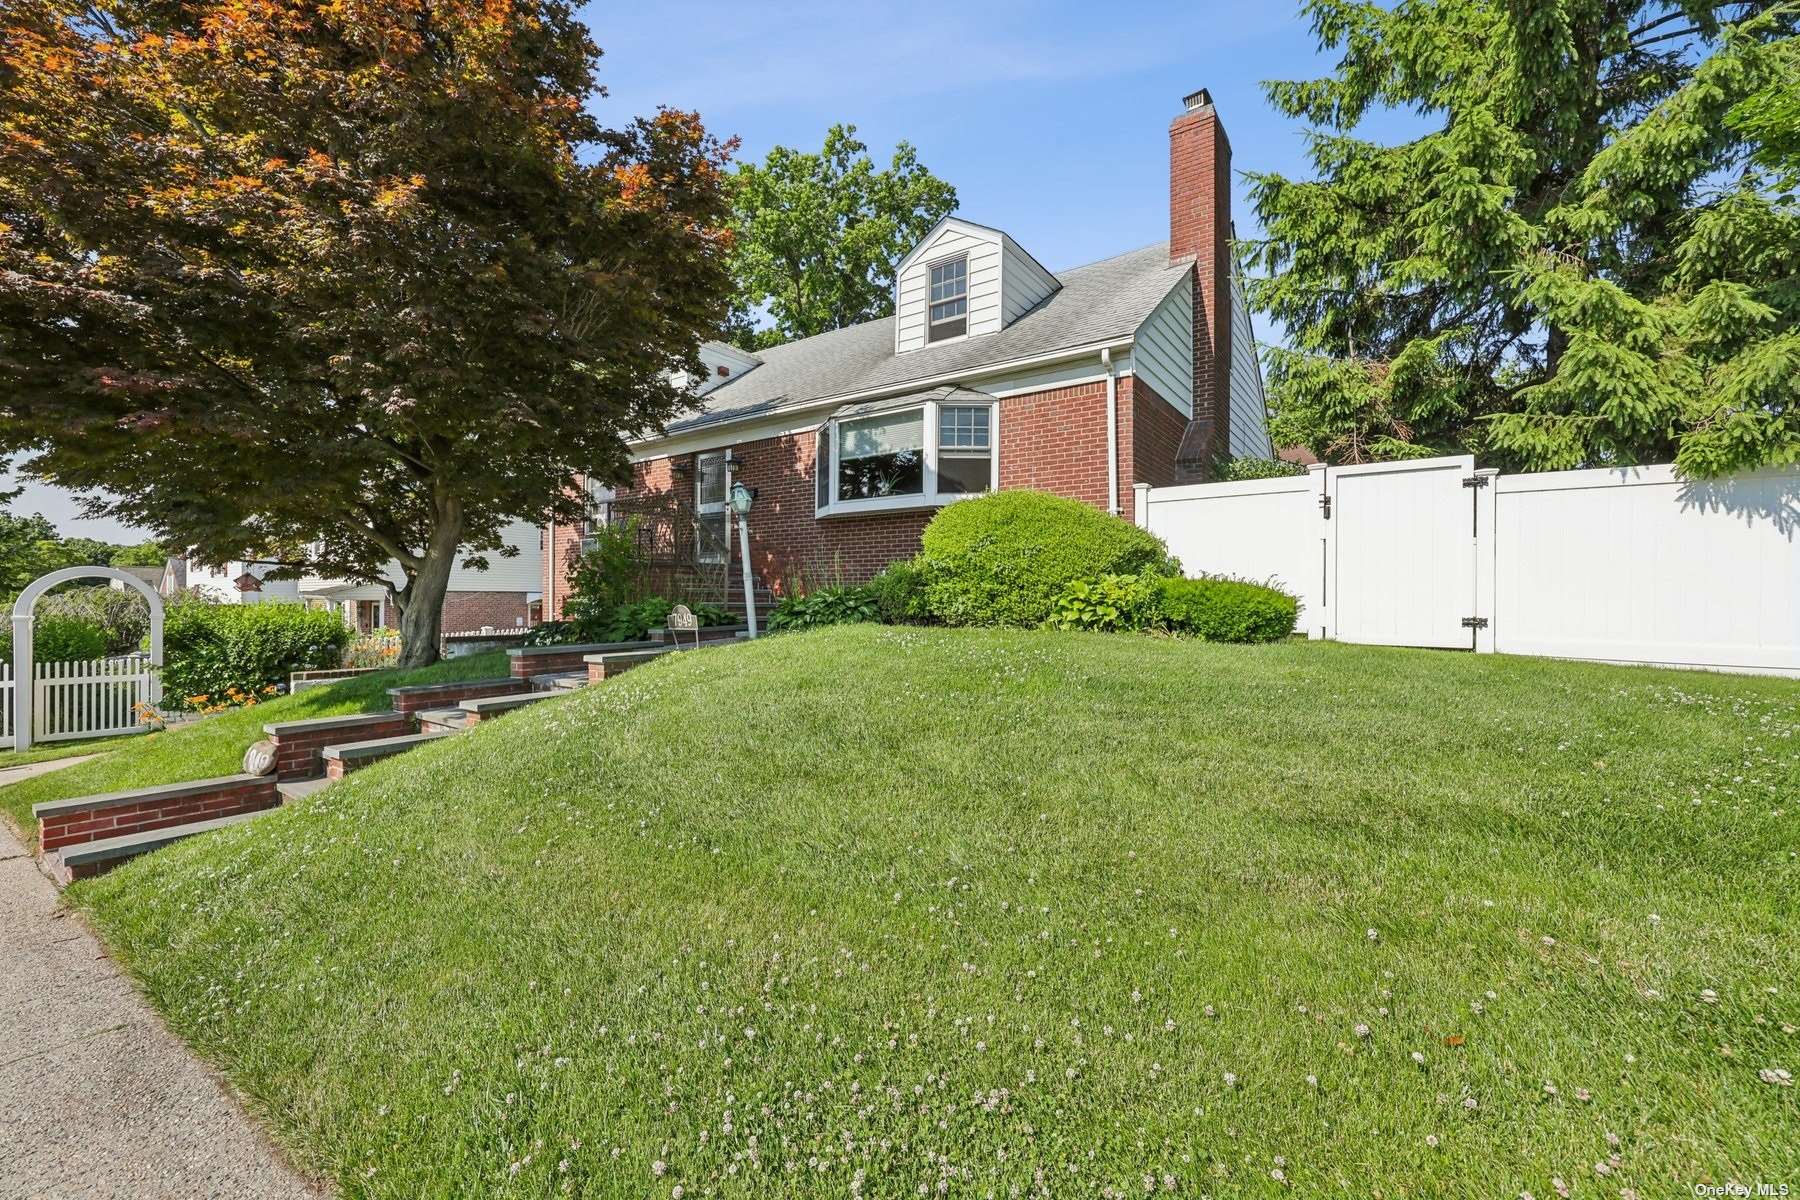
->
[728, 481, 759, 638]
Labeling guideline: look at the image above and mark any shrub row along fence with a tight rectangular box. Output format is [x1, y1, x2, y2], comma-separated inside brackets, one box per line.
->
[2, 654, 158, 746]
[1137, 457, 1799, 676]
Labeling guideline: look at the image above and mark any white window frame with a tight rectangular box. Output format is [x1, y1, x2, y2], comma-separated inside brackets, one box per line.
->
[815, 397, 998, 518]
[926, 254, 970, 344]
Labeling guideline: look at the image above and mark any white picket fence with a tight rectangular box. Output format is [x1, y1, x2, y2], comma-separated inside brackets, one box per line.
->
[1137, 458, 1800, 676]
[13, 655, 157, 744]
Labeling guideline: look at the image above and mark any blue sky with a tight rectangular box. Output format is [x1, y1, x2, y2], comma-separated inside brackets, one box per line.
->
[10, 1, 1427, 540]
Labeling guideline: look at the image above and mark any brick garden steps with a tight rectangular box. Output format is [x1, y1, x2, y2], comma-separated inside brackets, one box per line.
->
[31, 636, 741, 884]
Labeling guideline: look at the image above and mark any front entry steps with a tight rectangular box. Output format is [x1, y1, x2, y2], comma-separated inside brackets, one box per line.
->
[31, 643, 744, 885]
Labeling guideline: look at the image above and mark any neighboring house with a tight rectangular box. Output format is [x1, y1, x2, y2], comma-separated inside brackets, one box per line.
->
[172, 521, 544, 634]
[545, 88, 1273, 613]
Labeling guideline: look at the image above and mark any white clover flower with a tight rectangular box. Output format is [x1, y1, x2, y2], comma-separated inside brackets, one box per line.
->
[1222, 1072, 1237, 1087]
[1354, 1024, 1371, 1039]
[652, 1160, 667, 1177]
[1410, 1051, 1425, 1065]
[1760, 1067, 1794, 1087]
[1305, 1074, 1318, 1088]
[1366, 928, 1380, 942]
[1462, 1096, 1478, 1110]
[1425, 1134, 1439, 1148]
[1700, 989, 1719, 1004]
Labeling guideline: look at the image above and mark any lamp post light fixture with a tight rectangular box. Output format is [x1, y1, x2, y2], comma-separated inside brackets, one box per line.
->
[727, 481, 759, 638]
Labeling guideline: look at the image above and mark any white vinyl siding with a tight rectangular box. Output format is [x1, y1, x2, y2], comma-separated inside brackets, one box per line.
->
[1227, 275, 1274, 459]
[1131, 277, 1194, 418]
[999, 235, 1059, 322]
[894, 219, 1061, 353]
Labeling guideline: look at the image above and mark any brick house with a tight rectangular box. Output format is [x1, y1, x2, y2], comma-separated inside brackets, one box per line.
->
[543, 89, 1272, 615]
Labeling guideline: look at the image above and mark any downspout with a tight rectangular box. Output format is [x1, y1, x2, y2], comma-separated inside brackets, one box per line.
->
[1102, 348, 1120, 515]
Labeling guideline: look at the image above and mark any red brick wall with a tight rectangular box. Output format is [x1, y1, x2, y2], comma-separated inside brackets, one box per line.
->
[388, 678, 527, 716]
[1169, 97, 1232, 473]
[39, 777, 279, 852]
[441, 590, 531, 634]
[269, 714, 414, 780]
[545, 375, 1202, 594]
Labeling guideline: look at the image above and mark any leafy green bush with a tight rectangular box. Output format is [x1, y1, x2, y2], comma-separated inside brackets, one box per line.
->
[1046, 573, 1162, 633]
[867, 560, 931, 625]
[0, 613, 109, 664]
[1156, 576, 1299, 643]
[1217, 456, 1308, 481]
[36, 585, 151, 655]
[562, 519, 647, 630]
[593, 597, 732, 642]
[918, 490, 1176, 627]
[767, 585, 879, 633]
[520, 620, 577, 647]
[161, 601, 352, 709]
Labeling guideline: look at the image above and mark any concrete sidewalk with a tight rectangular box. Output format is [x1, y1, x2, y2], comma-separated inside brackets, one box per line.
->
[0, 767, 322, 1198]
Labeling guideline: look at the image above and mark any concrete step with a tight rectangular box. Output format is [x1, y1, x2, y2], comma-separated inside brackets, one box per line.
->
[276, 776, 332, 803]
[45, 810, 266, 885]
[532, 670, 589, 692]
[321, 731, 453, 779]
[413, 706, 472, 736]
[459, 691, 558, 723]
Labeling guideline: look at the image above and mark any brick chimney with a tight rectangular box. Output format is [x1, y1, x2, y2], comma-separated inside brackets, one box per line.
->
[1168, 87, 1232, 480]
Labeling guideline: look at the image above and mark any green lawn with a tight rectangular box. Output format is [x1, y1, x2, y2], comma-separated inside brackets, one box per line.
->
[0, 653, 508, 837]
[68, 628, 1798, 1197]
[0, 733, 143, 770]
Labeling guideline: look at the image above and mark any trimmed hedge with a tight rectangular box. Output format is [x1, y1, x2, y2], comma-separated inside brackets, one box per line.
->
[1156, 576, 1299, 643]
[0, 613, 109, 664]
[868, 560, 930, 625]
[918, 490, 1176, 627]
[161, 601, 352, 709]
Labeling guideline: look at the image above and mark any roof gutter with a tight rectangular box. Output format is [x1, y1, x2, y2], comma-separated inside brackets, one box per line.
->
[633, 334, 1139, 450]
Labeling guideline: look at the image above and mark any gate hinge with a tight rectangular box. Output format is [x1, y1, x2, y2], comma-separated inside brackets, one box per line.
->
[1318, 494, 1332, 520]
[1462, 474, 1490, 489]
[1460, 616, 1489, 630]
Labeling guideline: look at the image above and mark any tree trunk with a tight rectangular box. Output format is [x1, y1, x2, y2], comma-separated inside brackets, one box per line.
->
[391, 493, 464, 668]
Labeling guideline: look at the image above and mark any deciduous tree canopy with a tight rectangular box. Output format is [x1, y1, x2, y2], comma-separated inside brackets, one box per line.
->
[725, 125, 958, 348]
[0, 0, 735, 663]
[1249, 0, 1799, 476]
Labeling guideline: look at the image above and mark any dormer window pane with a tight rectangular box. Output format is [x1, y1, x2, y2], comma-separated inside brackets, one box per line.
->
[928, 256, 968, 342]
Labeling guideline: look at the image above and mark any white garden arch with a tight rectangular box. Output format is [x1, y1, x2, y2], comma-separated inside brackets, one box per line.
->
[9, 566, 164, 751]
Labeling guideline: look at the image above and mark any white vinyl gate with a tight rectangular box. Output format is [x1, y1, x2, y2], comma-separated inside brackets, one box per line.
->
[30, 655, 156, 743]
[1137, 458, 1800, 675]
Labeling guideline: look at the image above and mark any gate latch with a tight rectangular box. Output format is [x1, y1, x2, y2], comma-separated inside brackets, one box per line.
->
[1460, 616, 1489, 629]
[1318, 493, 1332, 520]
[1462, 475, 1490, 489]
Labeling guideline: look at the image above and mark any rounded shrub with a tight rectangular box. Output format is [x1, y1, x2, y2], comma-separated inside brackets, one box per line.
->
[0, 613, 109, 663]
[918, 490, 1175, 627]
[1156, 576, 1299, 643]
[867, 560, 930, 625]
[161, 600, 353, 709]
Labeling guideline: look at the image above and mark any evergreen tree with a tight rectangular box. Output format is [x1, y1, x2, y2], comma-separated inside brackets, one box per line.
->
[1249, 0, 1799, 475]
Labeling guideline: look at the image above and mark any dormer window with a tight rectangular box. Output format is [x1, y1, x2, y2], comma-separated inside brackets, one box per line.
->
[928, 256, 968, 342]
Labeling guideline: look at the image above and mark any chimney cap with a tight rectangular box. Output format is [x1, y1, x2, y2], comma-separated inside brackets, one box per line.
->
[1182, 87, 1213, 112]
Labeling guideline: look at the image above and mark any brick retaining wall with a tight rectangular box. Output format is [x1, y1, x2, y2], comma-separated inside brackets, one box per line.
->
[36, 775, 279, 853]
[264, 712, 415, 780]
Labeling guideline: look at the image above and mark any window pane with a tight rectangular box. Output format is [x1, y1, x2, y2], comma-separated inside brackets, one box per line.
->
[697, 511, 727, 563]
[837, 408, 924, 500]
[938, 451, 992, 495]
[927, 315, 966, 343]
[697, 452, 726, 506]
[939, 405, 990, 449]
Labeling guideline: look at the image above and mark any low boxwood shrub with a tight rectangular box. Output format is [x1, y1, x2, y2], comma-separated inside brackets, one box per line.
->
[767, 585, 879, 633]
[918, 490, 1176, 627]
[1046, 573, 1162, 633]
[868, 560, 931, 625]
[1156, 576, 1299, 643]
[161, 601, 352, 709]
[0, 613, 109, 664]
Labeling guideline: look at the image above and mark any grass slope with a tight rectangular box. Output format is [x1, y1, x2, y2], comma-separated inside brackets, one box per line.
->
[0, 653, 508, 836]
[0, 734, 140, 770]
[73, 629, 1797, 1197]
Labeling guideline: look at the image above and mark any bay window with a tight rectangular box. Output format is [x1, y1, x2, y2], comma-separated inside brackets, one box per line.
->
[815, 391, 996, 515]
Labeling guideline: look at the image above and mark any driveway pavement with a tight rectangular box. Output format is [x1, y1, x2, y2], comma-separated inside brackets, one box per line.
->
[0, 758, 322, 1199]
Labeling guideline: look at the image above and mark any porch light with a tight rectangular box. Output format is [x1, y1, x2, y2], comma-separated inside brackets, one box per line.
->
[728, 481, 759, 637]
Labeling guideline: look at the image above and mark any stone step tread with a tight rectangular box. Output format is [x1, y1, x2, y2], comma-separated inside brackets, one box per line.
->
[54, 810, 265, 868]
[386, 676, 525, 698]
[413, 707, 472, 732]
[582, 646, 678, 665]
[276, 776, 332, 803]
[531, 671, 589, 691]
[321, 731, 454, 761]
[459, 692, 558, 715]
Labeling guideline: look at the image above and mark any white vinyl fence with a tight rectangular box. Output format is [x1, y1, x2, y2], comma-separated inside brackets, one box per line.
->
[0, 662, 13, 746]
[1137, 459, 1800, 676]
[26, 655, 157, 744]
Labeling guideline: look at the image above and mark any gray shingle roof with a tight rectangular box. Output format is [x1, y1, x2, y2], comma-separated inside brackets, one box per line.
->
[665, 241, 1189, 435]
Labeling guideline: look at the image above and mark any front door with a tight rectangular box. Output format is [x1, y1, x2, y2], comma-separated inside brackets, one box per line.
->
[696, 451, 729, 565]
